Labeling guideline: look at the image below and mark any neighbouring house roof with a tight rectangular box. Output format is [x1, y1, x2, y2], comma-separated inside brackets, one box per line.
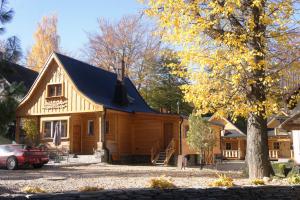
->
[0, 62, 38, 92]
[280, 111, 300, 131]
[222, 129, 246, 138]
[208, 114, 247, 137]
[268, 129, 276, 137]
[54, 53, 156, 113]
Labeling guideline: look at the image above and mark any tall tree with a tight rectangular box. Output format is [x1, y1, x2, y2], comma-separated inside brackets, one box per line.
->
[0, 36, 22, 63]
[85, 14, 160, 90]
[144, 0, 299, 178]
[0, 0, 13, 34]
[27, 15, 60, 72]
[141, 50, 193, 115]
[0, 0, 24, 139]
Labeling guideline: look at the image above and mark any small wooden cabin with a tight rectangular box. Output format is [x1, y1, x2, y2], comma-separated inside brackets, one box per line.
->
[15, 52, 184, 163]
[208, 116, 247, 160]
[180, 118, 223, 165]
[280, 111, 300, 163]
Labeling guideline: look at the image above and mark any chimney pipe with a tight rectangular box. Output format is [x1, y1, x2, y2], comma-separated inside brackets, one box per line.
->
[113, 54, 129, 106]
[117, 54, 125, 81]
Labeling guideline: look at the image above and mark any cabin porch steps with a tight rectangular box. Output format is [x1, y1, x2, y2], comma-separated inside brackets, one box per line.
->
[154, 151, 166, 165]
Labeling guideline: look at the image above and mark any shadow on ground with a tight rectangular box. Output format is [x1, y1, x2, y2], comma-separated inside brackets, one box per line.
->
[0, 164, 245, 181]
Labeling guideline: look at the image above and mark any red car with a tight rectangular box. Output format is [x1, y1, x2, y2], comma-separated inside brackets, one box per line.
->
[0, 144, 49, 170]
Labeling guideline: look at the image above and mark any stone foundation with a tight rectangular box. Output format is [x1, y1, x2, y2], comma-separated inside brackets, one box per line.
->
[2, 186, 300, 200]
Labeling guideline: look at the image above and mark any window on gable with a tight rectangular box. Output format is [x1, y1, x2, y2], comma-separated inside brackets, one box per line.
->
[47, 84, 63, 97]
[88, 120, 94, 136]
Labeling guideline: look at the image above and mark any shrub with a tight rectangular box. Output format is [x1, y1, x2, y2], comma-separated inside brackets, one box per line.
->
[149, 176, 176, 189]
[23, 119, 39, 146]
[288, 174, 300, 184]
[78, 186, 104, 192]
[251, 179, 265, 185]
[287, 166, 299, 178]
[209, 174, 234, 187]
[272, 163, 290, 177]
[21, 186, 46, 194]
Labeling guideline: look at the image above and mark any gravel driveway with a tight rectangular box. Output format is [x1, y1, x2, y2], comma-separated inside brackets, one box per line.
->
[0, 164, 263, 194]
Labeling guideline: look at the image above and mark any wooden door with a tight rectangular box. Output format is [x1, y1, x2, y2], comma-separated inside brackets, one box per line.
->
[164, 123, 173, 148]
[73, 125, 81, 154]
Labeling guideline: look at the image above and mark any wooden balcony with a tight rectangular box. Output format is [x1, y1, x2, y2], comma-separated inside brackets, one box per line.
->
[269, 150, 279, 160]
[222, 150, 239, 159]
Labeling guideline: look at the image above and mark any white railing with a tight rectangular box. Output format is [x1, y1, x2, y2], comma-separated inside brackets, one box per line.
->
[222, 150, 239, 158]
[269, 150, 279, 159]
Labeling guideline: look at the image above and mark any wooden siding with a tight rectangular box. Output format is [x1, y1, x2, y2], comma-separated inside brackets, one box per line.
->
[81, 113, 100, 154]
[132, 113, 180, 156]
[17, 59, 102, 117]
[268, 137, 292, 158]
[105, 110, 181, 160]
[181, 122, 223, 157]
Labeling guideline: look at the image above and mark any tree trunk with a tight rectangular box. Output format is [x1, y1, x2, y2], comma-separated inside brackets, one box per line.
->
[246, 112, 271, 178]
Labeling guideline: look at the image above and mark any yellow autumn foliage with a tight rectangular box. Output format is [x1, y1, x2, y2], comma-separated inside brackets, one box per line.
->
[27, 14, 60, 72]
[142, 0, 299, 119]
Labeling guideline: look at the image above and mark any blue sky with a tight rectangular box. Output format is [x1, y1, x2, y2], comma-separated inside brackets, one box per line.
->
[2, 0, 145, 59]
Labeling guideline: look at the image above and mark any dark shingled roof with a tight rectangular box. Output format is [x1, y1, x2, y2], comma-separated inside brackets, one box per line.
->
[1, 62, 38, 92]
[55, 53, 155, 113]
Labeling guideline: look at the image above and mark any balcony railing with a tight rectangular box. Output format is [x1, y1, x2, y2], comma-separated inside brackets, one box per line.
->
[222, 150, 239, 158]
[269, 150, 279, 159]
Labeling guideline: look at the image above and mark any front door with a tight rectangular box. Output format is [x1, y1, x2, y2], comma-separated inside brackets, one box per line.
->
[164, 123, 173, 148]
[73, 125, 81, 154]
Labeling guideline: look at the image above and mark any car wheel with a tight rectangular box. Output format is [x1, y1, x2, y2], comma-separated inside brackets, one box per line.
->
[6, 156, 18, 170]
[33, 164, 43, 169]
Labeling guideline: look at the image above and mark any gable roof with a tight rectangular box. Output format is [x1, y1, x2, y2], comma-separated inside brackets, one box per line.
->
[55, 53, 155, 113]
[0, 62, 38, 92]
[208, 114, 246, 137]
[222, 130, 246, 138]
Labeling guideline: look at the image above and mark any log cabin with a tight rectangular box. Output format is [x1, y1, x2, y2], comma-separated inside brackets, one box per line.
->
[280, 111, 300, 164]
[15, 52, 184, 164]
[208, 115, 247, 160]
[181, 113, 295, 165]
[180, 117, 223, 165]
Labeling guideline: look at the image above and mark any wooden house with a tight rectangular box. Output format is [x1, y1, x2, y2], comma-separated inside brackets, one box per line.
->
[15, 52, 184, 164]
[280, 111, 300, 164]
[180, 118, 223, 165]
[267, 111, 293, 160]
[181, 113, 295, 165]
[208, 116, 247, 160]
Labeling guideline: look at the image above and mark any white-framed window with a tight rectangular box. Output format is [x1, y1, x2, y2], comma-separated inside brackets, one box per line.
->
[87, 120, 94, 136]
[42, 120, 67, 138]
[47, 83, 63, 97]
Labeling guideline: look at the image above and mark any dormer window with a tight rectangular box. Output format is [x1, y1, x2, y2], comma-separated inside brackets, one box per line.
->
[47, 83, 63, 98]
